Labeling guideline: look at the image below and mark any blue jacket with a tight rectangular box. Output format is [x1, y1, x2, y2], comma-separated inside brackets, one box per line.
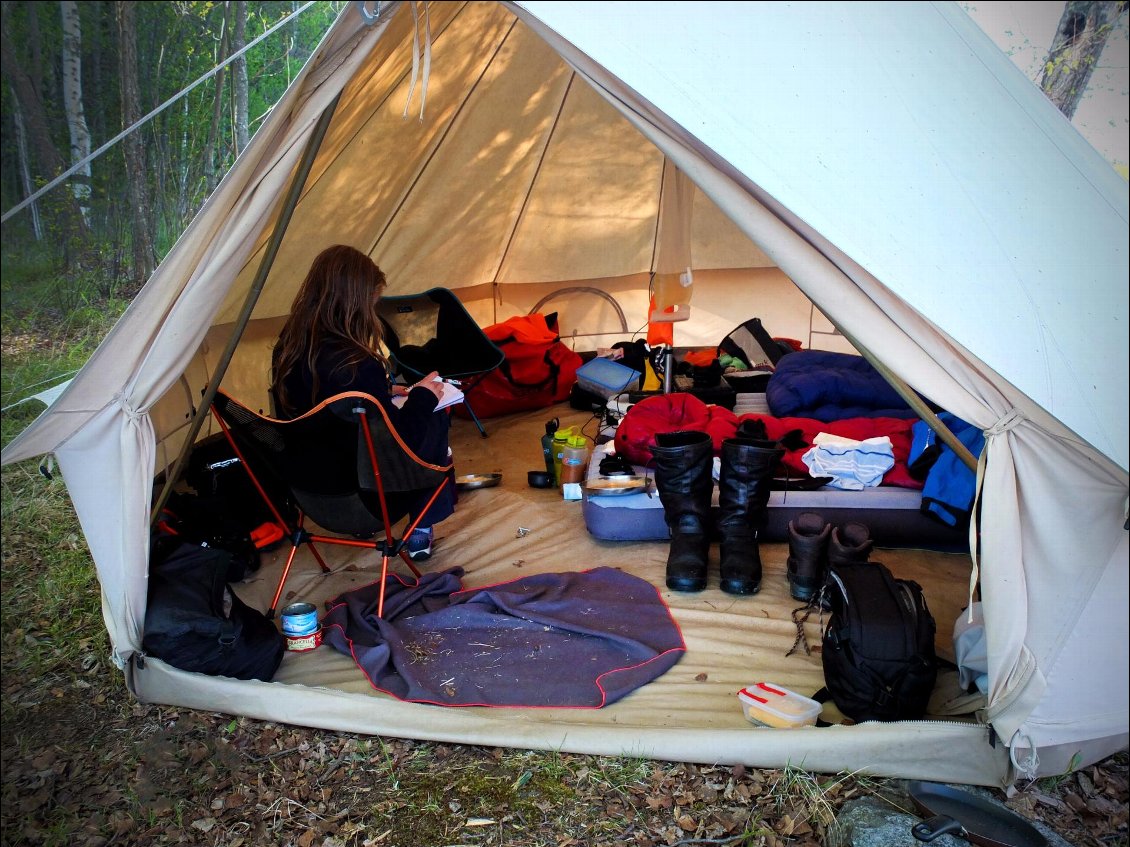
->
[909, 413, 985, 527]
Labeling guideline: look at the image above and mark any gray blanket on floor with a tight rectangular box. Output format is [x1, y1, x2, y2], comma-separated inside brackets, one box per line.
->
[321, 567, 685, 707]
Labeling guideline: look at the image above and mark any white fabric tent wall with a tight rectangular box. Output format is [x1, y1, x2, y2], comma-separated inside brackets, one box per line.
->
[3, 1, 1127, 780]
[513, 0, 1129, 774]
[519, 0, 1129, 473]
[515, 0, 1129, 775]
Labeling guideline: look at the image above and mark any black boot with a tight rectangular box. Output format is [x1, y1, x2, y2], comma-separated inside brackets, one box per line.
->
[787, 512, 831, 601]
[716, 436, 784, 595]
[829, 522, 873, 566]
[649, 430, 714, 592]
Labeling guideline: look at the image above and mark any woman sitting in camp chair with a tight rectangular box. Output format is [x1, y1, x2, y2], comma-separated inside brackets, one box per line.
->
[271, 244, 456, 561]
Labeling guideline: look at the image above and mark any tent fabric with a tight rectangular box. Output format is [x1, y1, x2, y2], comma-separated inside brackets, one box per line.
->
[3, 1, 1127, 782]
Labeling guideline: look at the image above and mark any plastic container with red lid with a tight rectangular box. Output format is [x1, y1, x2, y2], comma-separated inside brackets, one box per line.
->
[737, 682, 822, 728]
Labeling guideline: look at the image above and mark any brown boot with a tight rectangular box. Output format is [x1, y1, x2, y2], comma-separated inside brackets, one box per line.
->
[786, 512, 831, 602]
[828, 522, 873, 566]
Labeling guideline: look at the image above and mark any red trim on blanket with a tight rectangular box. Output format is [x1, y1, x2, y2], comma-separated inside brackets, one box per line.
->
[321, 568, 688, 709]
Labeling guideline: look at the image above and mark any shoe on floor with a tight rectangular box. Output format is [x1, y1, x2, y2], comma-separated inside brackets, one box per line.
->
[406, 527, 433, 561]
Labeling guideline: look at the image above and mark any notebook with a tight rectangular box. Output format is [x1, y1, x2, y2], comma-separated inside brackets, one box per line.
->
[391, 378, 463, 412]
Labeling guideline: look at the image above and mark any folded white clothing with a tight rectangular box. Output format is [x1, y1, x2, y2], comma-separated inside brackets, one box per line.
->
[811, 432, 891, 449]
[801, 433, 894, 490]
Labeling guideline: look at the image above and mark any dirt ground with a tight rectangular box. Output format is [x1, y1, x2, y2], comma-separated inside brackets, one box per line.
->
[1, 658, 1126, 847]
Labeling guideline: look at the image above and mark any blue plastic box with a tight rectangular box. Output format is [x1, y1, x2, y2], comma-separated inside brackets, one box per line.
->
[576, 357, 641, 400]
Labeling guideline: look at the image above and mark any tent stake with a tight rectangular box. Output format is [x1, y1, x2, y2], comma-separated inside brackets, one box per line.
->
[150, 93, 342, 525]
[832, 323, 978, 473]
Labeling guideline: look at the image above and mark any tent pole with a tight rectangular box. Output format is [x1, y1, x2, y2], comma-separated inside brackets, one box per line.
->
[831, 323, 979, 473]
[150, 93, 342, 525]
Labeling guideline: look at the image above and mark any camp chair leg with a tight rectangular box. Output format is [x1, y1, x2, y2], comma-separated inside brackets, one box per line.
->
[461, 395, 489, 438]
[266, 520, 335, 619]
[399, 549, 423, 578]
[267, 543, 302, 619]
[292, 516, 332, 574]
[374, 543, 424, 618]
[377, 553, 392, 618]
[211, 389, 456, 621]
[305, 540, 332, 574]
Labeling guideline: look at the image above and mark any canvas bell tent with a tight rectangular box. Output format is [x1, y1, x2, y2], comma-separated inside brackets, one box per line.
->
[3, 1, 1127, 787]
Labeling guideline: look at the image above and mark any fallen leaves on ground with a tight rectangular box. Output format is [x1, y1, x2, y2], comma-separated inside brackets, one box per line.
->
[1, 664, 1126, 847]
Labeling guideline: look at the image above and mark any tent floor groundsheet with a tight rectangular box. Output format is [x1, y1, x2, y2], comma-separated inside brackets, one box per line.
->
[133, 402, 1008, 785]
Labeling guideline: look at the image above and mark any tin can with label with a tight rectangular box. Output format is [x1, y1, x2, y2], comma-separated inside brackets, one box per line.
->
[285, 627, 323, 653]
[280, 602, 319, 636]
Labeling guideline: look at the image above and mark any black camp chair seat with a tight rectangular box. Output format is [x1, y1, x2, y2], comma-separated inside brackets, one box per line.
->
[378, 288, 504, 437]
[210, 390, 453, 618]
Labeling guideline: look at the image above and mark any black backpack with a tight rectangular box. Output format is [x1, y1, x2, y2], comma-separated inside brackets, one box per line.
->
[157, 491, 261, 581]
[818, 560, 937, 722]
[143, 534, 284, 681]
[184, 439, 296, 532]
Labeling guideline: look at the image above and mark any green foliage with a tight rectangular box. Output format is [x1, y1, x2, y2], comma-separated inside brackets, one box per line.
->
[0, 454, 105, 686]
[1, 2, 348, 443]
[1, 1, 346, 289]
[1, 243, 128, 448]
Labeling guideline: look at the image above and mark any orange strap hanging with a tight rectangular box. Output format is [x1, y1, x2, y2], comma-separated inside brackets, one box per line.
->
[646, 296, 674, 346]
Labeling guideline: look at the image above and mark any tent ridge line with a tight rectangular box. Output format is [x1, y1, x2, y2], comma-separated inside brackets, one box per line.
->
[231, 6, 417, 299]
[646, 156, 669, 293]
[535, 22, 976, 471]
[236, 0, 467, 285]
[261, 2, 465, 274]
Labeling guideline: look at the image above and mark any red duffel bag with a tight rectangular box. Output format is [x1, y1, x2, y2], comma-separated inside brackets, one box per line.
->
[457, 313, 583, 419]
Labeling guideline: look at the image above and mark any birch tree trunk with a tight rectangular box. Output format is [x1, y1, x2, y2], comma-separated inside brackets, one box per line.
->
[60, 0, 92, 226]
[202, 2, 232, 194]
[1039, 1, 1127, 119]
[233, 0, 249, 154]
[116, 0, 155, 288]
[9, 85, 44, 240]
[0, 13, 88, 259]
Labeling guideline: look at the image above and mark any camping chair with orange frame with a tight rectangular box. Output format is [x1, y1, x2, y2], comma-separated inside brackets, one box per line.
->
[209, 389, 454, 619]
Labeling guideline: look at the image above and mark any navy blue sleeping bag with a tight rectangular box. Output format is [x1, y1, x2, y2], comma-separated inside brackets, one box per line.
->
[765, 350, 916, 421]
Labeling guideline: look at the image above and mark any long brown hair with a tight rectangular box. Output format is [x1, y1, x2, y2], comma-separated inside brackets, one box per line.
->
[271, 244, 391, 413]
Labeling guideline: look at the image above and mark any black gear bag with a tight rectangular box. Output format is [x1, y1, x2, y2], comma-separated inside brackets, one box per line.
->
[818, 560, 937, 722]
[156, 490, 261, 582]
[143, 532, 284, 681]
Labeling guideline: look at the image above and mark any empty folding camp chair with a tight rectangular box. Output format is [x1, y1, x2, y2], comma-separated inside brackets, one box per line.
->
[210, 390, 454, 619]
[378, 288, 505, 437]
